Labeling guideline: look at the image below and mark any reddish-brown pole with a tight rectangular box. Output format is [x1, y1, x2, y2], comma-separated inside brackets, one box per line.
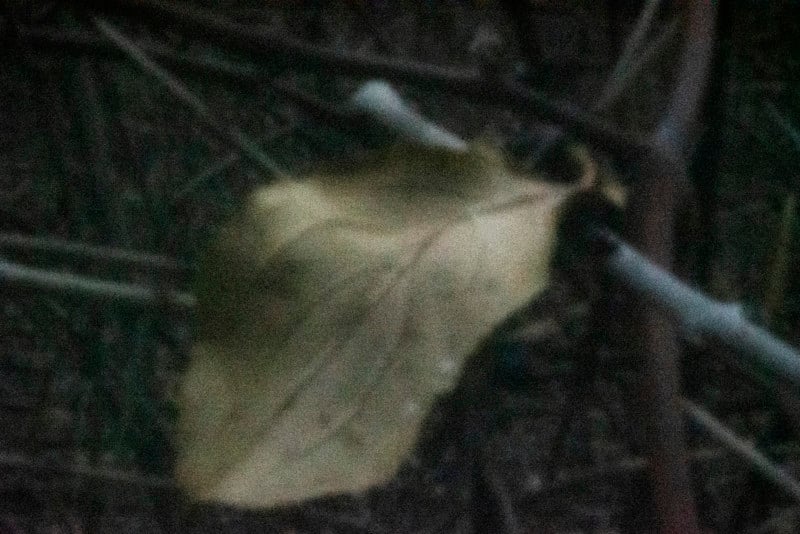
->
[625, 2, 717, 533]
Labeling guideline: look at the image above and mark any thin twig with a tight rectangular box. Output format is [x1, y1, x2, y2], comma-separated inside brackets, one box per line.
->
[764, 195, 795, 325]
[683, 399, 800, 503]
[75, 0, 485, 81]
[23, 26, 378, 133]
[474, 458, 525, 534]
[75, 58, 129, 244]
[0, 256, 195, 309]
[23, 22, 648, 155]
[92, 18, 287, 180]
[531, 9, 678, 165]
[653, 1, 717, 160]
[21, 26, 264, 85]
[764, 101, 800, 156]
[498, 0, 542, 68]
[623, 1, 717, 531]
[172, 153, 241, 203]
[596, 18, 679, 111]
[547, 443, 800, 493]
[0, 450, 176, 490]
[60, 0, 649, 156]
[604, 0, 663, 100]
[0, 232, 190, 272]
[350, 80, 467, 151]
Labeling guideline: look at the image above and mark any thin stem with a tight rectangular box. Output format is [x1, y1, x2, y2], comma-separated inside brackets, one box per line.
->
[0, 232, 189, 272]
[684, 399, 800, 503]
[93, 18, 287, 179]
[0, 256, 195, 309]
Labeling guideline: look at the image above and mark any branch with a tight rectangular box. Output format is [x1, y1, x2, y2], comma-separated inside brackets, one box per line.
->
[548, 441, 800, 498]
[596, 17, 679, 112]
[532, 10, 679, 163]
[350, 80, 467, 151]
[683, 399, 800, 504]
[56, 0, 648, 156]
[20, 24, 641, 154]
[0, 450, 176, 490]
[602, 0, 663, 105]
[0, 232, 190, 273]
[92, 18, 287, 180]
[0, 256, 195, 309]
[653, 1, 717, 160]
[764, 101, 800, 156]
[596, 230, 800, 385]
[20, 27, 378, 140]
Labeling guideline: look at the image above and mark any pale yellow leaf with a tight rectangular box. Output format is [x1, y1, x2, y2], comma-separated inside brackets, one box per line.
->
[175, 142, 578, 508]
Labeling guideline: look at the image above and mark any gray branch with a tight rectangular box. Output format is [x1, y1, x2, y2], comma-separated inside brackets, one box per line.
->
[683, 399, 800, 503]
[601, 232, 800, 385]
[0, 256, 195, 310]
[350, 80, 468, 152]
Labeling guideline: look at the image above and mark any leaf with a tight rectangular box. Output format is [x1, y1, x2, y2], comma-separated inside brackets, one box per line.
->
[175, 142, 579, 508]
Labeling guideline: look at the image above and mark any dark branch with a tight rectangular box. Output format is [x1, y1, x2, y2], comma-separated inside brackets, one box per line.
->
[51, 0, 649, 156]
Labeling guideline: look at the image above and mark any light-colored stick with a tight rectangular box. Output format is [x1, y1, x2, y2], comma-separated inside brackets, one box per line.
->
[350, 80, 468, 152]
[601, 232, 800, 385]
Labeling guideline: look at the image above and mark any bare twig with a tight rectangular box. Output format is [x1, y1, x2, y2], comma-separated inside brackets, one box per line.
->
[0, 450, 176, 490]
[764, 101, 800, 156]
[596, 18, 679, 112]
[71, 0, 484, 81]
[604, 0, 663, 101]
[350, 80, 467, 151]
[652, 1, 717, 160]
[596, 231, 800, 384]
[547, 443, 800, 493]
[74, 58, 129, 244]
[0, 232, 190, 272]
[764, 195, 796, 325]
[172, 153, 241, 203]
[531, 13, 679, 164]
[28, 24, 646, 155]
[20, 26, 265, 86]
[92, 18, 287, 180]
[683, 399, 800, 503]
[0, 256, 195, 309]
[473, 458, 524, 534]
[58, 0, 648, 156]
[498, 0, 542, 68]
[24, 26, 388, 130]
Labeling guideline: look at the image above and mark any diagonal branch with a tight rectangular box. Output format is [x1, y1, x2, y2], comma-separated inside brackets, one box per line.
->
[0, 256, 195, 309]
[595, 230, 800, 384]
[684, 399, 800, 504]
[92, 18, 287, 179]
[0, 232, 190, 272]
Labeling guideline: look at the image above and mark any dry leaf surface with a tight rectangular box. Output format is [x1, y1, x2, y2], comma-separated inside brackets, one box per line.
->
[176, 142, 577, 508]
